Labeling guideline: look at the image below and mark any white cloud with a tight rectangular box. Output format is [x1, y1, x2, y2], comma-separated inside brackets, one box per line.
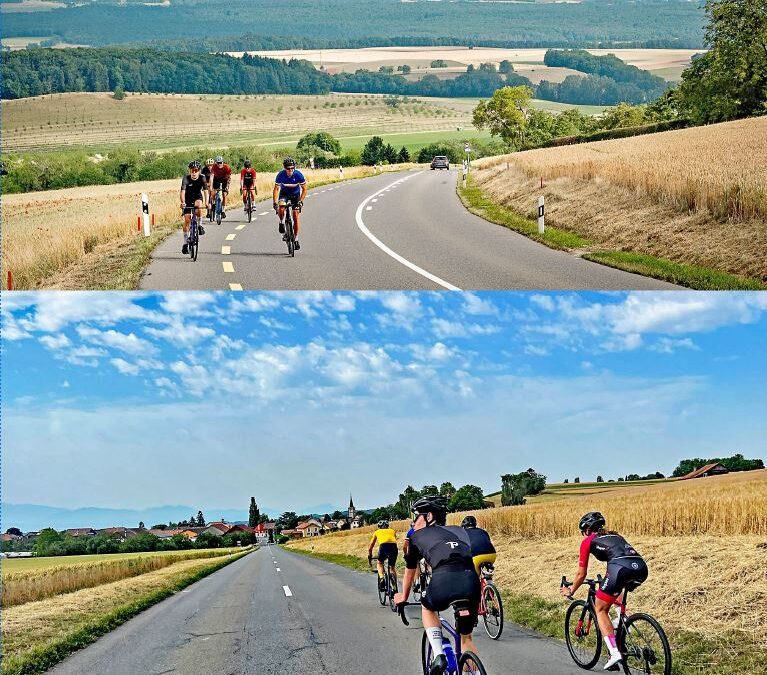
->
[159, 292, 217, 316]
[77, 326, 154, 356]
[431, 318, 500, 340]
[39, 334, 71, 350]
[144, 319, 215, 346]
[462, 294, 498, 316]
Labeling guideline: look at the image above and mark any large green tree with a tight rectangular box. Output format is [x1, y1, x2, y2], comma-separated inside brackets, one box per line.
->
[249, 497, 260, 528]
[472, 86, 534, 149]
[678, 0, 767, 123]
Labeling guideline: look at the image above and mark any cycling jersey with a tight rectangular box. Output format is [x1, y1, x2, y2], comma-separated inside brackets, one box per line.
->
[370, 528, 397, 546]
[202, 166, 212, 182]
[211, 164, 232, 181]
[579, 533, 641, 567]
[241, 167, 257, 185]
[405, 525, 473, 572]
[275, 168, 306, 197]
[181, 174, 208, 205]
[580, 532, 647, 603]
[465, 527, 495, 557]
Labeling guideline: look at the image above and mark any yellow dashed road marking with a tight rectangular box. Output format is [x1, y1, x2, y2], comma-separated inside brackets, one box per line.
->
[226, 234, 236, 241]
[223, 262, 235, 273]
[229, 283, 243, 291]
[222, 246, 231, 255]
[236, 224, 246, 231]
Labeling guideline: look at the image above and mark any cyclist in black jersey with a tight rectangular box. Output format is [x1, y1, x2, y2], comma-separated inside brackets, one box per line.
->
[461, 515, 496, 576]
[179, 160, 208, 254]
[201, 158, 214, 217]
[562, 511, 648, 670]
[394, 495, 481, 675]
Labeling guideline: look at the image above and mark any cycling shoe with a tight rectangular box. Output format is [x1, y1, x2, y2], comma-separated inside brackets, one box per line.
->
[428, 654, 448, 675]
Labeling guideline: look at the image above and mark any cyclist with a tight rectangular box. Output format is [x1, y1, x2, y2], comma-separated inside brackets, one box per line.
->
[273, 157, 307, 250]
[461, 515, 496, 577]
[561, 511, 648, 670]
[240, 159, 258, 211]
[394, 495, 481, 675]
[367, 519, 398, 592]
[179, 160, 208, 254]
[210, 155, 232, 218]
[202, 158, 215, 217]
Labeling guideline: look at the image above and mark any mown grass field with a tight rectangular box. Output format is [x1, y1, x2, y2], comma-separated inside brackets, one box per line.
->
[471, 116, 767, 284]
[289, 470, 767, 673]
[2, 547, 253, 675]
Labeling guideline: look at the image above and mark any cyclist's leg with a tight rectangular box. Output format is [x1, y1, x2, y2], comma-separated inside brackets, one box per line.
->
[596, 566, 630, 666]
[222, 183, 229, 210]
[293, 196, 301, 237]
[194, 199, 205, 234]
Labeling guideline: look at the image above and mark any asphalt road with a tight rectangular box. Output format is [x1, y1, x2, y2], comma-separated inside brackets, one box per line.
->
[139, 170, 677, 291]
[48, 545, 584, 675]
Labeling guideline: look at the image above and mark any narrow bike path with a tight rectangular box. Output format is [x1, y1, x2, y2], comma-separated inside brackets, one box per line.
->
[139, 170, 678, 291]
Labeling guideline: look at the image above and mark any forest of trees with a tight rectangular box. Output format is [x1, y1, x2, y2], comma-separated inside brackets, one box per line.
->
[1, 0, 706, 49]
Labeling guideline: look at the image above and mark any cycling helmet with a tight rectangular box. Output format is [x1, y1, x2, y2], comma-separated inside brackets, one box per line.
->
[243, 159, 252, 168]
[412, 495, 448, 526]
[188, 160, 201, 170]
[579, 511, 606, 535]
[205, 158, 214, 166]
[283, 157, 296, 169]
[215, 155, 224, 164]
[377, 520, 389, 529]
[461, 515, 477, 529]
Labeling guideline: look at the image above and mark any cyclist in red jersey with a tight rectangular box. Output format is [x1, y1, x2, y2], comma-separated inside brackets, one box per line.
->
[210, 155, 232, 218]
[561, 512, 648, 670]
[240, 159, 257, 211]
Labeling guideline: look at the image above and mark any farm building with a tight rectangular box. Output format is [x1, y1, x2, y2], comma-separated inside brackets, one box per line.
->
[681, 463, 729, 480]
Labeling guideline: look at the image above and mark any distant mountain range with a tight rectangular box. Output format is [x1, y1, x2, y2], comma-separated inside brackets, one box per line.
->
[1, 502, 350, 532]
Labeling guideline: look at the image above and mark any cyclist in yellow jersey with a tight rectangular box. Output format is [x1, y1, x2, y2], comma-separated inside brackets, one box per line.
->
[368, 520, 398, 592]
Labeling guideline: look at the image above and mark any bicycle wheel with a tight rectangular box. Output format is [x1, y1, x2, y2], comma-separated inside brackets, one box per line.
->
[377, 572, 386, 606]
[189, 219, 198, 261]
[247, 197, 253, 222]
[620, 612, 672, 675]
[285, 214, 295, 257]
[565, 600, 602, 669]
[459, 652, 488, 675]
[216, 205, 222, 226]
[482, 582, 504, 640]
[420, 631, 433, 675]
[388, 571, 398, 612]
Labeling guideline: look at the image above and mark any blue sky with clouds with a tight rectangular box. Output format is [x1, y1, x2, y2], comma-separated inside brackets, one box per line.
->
[3, 291, 766, 516]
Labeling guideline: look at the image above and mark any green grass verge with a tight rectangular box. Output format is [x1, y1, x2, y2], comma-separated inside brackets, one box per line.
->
[457, 175, 766, 291]
[288, 547, 765, 675]
[2, 549, 253, 675]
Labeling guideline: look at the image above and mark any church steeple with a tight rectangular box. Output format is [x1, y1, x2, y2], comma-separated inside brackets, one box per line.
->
[348, 494, 356, 521]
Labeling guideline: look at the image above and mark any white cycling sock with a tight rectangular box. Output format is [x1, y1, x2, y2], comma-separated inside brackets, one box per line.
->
[426, 627, 445, 656]
[605, 633, 620, 657]
[184, 234, 188, 243]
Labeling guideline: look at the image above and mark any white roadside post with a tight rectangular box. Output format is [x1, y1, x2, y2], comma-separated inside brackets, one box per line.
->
[339, 165, 344, 179]
[463, 162, 468, 189]
[141, 193, 151, 237]
[537, 196, 545, 234]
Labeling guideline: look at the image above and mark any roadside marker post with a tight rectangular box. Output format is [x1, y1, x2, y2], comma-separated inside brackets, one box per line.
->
[462, 163, 468, 189]
[141, 193, 151, 237]
[538, 196, 545, 234]
[339, 166, 344, 179]
[137, 216, 141, 232]
[7, 270, 13, 291]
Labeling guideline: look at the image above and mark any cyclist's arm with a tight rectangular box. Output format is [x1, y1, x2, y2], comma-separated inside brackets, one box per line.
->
[368, 532, 377, 556]
[566, 537, 592, 596]
[299, 182, 308, 203]
[272, 183, 280, 204]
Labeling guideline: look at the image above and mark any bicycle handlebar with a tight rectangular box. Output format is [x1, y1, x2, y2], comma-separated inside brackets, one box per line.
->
[397, 602, 410, 626]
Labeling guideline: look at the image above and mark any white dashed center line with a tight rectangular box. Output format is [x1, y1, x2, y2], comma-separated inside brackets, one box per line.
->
[222, 262, 234, 273]
[259, 211, 269, 216]
[283, 586, 293, 597]
[276, 568, 281, 572]
[229, 283, 243, 291]
[221, 246, 231, 255]
[226, 234, 236, 241]
[236, 224, 246, 231]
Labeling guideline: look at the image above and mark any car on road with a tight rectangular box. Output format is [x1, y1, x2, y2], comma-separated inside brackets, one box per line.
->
[430, 156, 450, 170]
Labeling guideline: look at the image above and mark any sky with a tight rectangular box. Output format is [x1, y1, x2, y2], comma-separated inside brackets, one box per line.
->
[2, 290, 766, 517]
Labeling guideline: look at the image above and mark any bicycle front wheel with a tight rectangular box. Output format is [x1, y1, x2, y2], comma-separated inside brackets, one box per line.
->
[459, 651, 488, 675]
[620, 612, 672, 675]
[565, 600, 602, 669]
[482, 582, 504, 640]
[286, 217, 295, 257]
[420, 631, 433, 675]
[377, 574, 386, 606]
[388, 571, 398, 612]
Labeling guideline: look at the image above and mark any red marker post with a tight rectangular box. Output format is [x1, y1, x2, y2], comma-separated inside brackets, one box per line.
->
[7, 270, 13, 290]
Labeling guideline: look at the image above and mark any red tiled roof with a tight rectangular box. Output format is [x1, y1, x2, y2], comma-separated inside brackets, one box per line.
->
[682, 462, 728, 479]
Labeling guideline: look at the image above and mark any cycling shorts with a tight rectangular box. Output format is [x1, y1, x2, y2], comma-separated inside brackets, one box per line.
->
[183, 195, 204, 209]
[377, 543, 398, 566]
[278, 192, 301, 207]
[212, 176, 230, 191]
[597, 557, 648, 603]
[422, 565, 480, 635]
[472, 553, 497, 577]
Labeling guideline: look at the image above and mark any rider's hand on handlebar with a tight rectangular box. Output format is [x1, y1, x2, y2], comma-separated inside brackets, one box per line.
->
[393, 591, 406, 606]
[297, 200, 303, 210]
[273, 202, 279, 212]
[560, 586, 574, 599]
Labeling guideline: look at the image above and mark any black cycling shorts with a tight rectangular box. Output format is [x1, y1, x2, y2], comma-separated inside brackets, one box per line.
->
[212, 176, 230, 191]
[598, 557, 648, 601]
[278, 193, 301, 207]
[422, 566, 480, 635]
[377, 543, 398, 566]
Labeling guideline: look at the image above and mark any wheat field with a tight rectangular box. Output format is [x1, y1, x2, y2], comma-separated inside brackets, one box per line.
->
[1, 165, 390, 289]
[474, 116, 767, 279]
[1, 548, 245, 607]
[289, 471, 767, 645]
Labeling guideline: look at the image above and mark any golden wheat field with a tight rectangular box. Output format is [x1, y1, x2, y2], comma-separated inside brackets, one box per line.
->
[1, 165, 391, 289]
[2, 548, 244, 607]
[474, 116, 767, 279]
[290, 471, 767, 645]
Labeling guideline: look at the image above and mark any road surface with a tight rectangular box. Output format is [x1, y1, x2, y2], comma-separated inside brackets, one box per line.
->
[140, 170, 677, 291]
[48, 545, 585, 674]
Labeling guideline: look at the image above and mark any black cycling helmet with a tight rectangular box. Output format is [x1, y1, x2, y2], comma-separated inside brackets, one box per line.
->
[243, 159, 252, 168]
[461, 515, 477, 529]
[579, 511, 606, 535]
[377, 520, 389, 529]
[412, 495, 448, 526]
[283, 157, 296, 169]
[188, 160, 201, 170]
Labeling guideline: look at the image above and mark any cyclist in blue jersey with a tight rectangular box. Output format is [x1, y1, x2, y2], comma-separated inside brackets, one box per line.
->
[273, 157, 307, 250]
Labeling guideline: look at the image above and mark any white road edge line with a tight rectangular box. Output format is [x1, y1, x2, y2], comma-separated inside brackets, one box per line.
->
[354, 172, 461, 291]
[283, 585, 293, 597]
[276, 568, 281, 572]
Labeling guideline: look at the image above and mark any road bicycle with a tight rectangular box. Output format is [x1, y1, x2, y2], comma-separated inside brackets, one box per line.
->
[278, 198, 300, 257]
[212, 185, 224, 225]
[561, 576, 671, 675]
[182, 206, 202, 261]
[243, 188, 254, 223]
[397, 601, 487, 675]
[369, 555, 398, 612]
[411, 559, 431, 603]
[477, 563, 503, 640]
